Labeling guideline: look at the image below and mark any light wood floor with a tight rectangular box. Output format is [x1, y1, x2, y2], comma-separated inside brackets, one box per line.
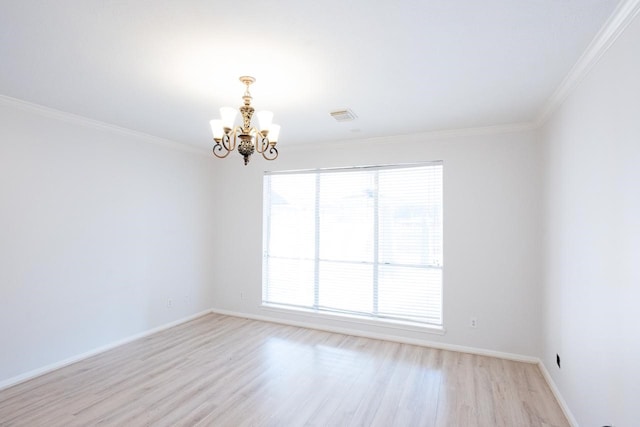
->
[0, 313, 568, 426]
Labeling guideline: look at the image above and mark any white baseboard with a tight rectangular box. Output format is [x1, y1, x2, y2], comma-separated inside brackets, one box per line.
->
[209, 307, 539, 364]
[1, 307, 575, 427]
[212, 308, 580, 424]
[537, 361, 579, 427]
[0, 309, 212, 391]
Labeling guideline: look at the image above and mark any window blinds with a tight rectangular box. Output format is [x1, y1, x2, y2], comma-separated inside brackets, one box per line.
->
[262, 163, 443, 326]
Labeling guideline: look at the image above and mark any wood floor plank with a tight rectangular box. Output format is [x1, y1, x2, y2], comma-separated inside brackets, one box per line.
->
[0, 313, 569, 426]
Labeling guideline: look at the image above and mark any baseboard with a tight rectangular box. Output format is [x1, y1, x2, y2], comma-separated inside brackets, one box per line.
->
[0, 309, 213, 391]
[214, 308, 581, 422]
[209, 307, 539, 364]
[1, 306, 575, 426]
[537, 360, 579, 427]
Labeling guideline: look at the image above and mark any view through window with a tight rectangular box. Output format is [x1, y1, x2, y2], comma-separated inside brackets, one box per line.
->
[262, 162, 443, 326]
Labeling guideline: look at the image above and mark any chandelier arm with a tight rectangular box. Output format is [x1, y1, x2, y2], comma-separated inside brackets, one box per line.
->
[262, 145, 278, 161]
[254, 130, 269, 154]
[221, 130, 236, 152]
[212, 140, 231, 158]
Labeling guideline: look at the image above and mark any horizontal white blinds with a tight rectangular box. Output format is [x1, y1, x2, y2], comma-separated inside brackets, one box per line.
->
[263, 163, 443, 326]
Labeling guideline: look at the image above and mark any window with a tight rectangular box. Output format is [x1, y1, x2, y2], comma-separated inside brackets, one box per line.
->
[262, 162, 443, 327]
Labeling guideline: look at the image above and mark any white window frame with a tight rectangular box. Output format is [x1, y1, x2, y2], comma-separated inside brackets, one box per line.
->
[262, 162, 444, 330]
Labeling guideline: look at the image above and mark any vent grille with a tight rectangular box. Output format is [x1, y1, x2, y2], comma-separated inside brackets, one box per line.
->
[330, 109, 357, 122]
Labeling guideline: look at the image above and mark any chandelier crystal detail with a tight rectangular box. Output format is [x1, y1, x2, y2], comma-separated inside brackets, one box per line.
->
[210, 76, 280, 165]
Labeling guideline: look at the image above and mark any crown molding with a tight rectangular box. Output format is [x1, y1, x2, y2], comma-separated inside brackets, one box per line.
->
[285, 121, 537, 152]
[0, 94, 210, 157]
[5, 0, 638, 156]
[535, 0, 640, 126]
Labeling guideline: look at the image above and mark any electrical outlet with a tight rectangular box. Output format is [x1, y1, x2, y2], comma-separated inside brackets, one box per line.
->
[470, 317, 477, 328]
[167, 298, 173, 308]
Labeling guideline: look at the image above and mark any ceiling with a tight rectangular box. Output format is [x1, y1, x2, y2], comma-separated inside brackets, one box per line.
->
[0, 0, 621, 149]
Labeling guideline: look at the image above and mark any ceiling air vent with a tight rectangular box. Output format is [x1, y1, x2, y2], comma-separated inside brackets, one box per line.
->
[330, 109, 357, 122]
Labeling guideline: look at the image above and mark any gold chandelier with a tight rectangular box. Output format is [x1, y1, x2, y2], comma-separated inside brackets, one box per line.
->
[210, 76, 280, 165]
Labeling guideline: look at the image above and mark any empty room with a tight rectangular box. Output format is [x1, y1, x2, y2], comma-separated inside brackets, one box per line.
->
[1, 1, 638, 426]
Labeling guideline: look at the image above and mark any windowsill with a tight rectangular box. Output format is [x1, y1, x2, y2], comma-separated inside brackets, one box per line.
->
[260, 303, 445, 336]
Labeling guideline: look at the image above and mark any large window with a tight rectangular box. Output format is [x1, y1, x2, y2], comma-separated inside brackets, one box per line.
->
[262, 162, 443, 327]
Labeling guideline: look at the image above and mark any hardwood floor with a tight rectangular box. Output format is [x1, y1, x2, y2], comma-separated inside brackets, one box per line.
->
[0, 313, 569, 426]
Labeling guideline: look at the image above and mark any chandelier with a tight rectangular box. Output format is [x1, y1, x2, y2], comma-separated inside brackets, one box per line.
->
[210, 76, 280, 165]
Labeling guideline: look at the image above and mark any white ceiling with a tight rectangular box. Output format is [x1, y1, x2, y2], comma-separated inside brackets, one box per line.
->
[0, 0, 621, 149]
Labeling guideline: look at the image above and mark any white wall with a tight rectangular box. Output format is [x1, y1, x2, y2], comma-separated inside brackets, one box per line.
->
[1, 12, 636, 425]
[0, 99, 217, 385]
[211, 129, 543, 358]
[541, 11, 640, 427]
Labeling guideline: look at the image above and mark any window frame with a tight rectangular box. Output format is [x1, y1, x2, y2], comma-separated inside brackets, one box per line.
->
[262, 162, 444, 331]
